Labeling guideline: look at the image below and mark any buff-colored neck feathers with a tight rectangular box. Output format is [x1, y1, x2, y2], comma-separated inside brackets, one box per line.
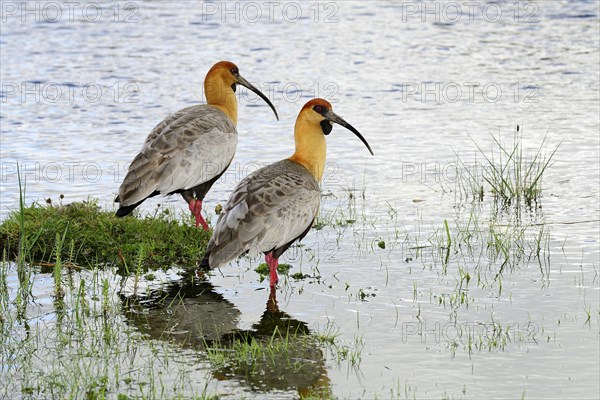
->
[204, 64, 238, 125]
[288, 112, 327, 182]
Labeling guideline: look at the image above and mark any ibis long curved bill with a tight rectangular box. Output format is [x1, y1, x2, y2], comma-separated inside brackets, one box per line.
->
[115, 61, 279, 230]
[236, 75, 279, 121]
[323, 109, 374, 156]
[201, 98, 374, 289]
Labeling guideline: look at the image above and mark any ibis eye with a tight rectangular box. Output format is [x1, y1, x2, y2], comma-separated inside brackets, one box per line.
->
[230, 68, 239, 75]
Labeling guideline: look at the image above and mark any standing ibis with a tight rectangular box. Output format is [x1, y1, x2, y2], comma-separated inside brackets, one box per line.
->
[201, 98, 373, 286]
[115, 61, 279, 230]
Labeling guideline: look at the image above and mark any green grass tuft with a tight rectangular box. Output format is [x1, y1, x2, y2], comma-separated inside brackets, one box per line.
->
[455, 126, 560, 207]
[0, 199, 209, 272]
[255, 262, 293, 276]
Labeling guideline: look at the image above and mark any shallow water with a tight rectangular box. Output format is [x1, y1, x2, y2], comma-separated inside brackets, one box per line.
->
[1, 1, 599, 398]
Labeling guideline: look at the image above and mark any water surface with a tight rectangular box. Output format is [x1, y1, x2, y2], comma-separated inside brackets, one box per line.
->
[1, 1, 599, 398]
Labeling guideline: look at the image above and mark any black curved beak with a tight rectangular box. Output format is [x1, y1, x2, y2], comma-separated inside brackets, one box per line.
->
[236, 75, 279, 121]
[325, 110, 374, 156]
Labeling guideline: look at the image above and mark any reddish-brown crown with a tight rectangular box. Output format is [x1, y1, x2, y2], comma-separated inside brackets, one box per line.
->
[301, 98, 332, 113]
[208, 61, 238, 75]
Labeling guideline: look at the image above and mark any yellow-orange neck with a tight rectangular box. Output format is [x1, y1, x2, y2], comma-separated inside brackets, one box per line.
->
[204, 79, 238, 125]
[288, 116, 327, 182]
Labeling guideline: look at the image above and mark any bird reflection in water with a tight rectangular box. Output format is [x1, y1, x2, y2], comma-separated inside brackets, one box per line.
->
[121, 273, 331, 397]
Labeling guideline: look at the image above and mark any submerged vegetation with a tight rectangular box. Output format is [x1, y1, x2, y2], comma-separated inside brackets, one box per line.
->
[1, 263, 219, 399]
[205, 328, 330, 395]
[3, 126, 594, 399]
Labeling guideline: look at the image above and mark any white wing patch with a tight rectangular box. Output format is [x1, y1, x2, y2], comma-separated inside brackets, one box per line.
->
[225, 201, 249, 229]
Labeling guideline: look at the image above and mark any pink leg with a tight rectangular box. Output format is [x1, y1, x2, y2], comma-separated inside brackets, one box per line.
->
[188, 199, 209, 231]
[265, 252, 279, 288]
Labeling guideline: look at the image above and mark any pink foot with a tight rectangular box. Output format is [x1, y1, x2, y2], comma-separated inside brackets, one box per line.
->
[265, 252, 279, 288]
[189, 199, 209, 230]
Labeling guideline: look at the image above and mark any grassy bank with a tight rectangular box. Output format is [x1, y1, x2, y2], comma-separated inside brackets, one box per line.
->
[0, 199, 209, 273]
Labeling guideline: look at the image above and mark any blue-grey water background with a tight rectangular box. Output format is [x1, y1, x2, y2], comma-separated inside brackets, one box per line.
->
[1, 1, 599, 398]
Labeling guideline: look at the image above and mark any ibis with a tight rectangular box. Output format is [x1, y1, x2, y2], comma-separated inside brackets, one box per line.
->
[201, 98, 373, 287]
[115, 61, 279, 229]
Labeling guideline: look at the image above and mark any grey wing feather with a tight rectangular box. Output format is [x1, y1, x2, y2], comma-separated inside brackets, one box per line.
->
[118, 105, 237, 206]
[206, 159, 320, 268]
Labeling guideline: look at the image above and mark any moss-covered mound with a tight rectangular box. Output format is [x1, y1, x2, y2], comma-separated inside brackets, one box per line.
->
[0, 200, 209, 272]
